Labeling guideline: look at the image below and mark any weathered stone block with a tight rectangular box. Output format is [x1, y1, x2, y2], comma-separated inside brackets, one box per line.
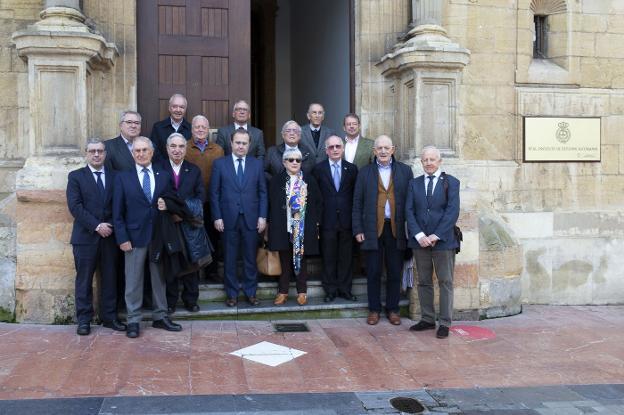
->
[456, 229, 478, 263]
[15, 288, 74, 324]
[501, 212, 553, 239]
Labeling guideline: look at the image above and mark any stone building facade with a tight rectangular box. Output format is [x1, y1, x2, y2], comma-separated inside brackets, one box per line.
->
[0, 0, 622, 322]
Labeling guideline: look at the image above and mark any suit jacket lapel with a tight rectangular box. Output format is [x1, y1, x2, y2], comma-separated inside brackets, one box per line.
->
[118, 137, 134, 166]
[227, 157, 242, 190]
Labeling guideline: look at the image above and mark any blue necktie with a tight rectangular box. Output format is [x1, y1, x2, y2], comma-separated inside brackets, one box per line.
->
[142, 167, 152, 203]
[426, 175, 434, 203]
[332, 163, 340, 191]
[94, 171, 105, 199]
[237, 158, 244, 185]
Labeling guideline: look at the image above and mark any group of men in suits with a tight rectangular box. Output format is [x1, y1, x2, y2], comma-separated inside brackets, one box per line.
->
[67, 92, 460, 340]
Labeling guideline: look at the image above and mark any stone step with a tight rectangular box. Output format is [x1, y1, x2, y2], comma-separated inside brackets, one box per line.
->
[196, 276, 374, 302]
[168, 297, 411, 321]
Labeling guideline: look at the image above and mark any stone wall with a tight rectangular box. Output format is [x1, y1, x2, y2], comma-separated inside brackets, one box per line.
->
[363, 0, 624, 307]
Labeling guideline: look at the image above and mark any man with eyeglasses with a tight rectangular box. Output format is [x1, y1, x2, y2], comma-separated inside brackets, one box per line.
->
[216, 100, 266, 159]
[353, 135, 413, 326]
[301, 103, 335, 164]
[150, 94, 192, 162]
[105, 110, 143, 172]
[264, 120, 316, 181]
[209, 129, 267, 307]
[343, 113, 374, 169]
[312, 135, 358, 303]
[67, 138, 124, 335]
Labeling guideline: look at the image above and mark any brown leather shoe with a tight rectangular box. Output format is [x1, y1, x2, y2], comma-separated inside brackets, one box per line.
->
[387, 312, 401, 326]
[296, 293, 307, 306]
[367, 312, 380, 325]
[274, 293, 288, 305]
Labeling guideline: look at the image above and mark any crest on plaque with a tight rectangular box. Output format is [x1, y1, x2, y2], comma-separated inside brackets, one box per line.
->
[556, 121, 571, 143]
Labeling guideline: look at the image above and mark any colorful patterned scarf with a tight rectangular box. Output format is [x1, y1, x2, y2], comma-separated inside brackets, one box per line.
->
[285, 172, 307, 275]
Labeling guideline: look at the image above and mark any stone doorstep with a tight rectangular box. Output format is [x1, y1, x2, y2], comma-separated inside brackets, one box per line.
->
[197, 277, 371, 302]
[136, 298, 411, 321]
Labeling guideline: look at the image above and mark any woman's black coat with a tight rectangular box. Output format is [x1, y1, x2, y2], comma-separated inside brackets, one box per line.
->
[267, 169, 322, 255]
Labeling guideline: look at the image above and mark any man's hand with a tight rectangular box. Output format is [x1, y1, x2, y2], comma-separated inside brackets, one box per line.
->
[355, 233, 365, 243]
[120, 241, 133, 252]
[157, 197, 167, 211]
[428, 234, 440, 247]
[257, 217, 266, 233]
[214, 219, 224, 232]
[417, 234, 432, 248]
[96, 223, 113, 238]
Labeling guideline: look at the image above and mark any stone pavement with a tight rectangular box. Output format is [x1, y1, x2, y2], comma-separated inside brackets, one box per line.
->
[0, 305, 623, 413]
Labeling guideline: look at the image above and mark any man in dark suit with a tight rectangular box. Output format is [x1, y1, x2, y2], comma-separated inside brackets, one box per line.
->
[216, 100, 265, 159]
[113, 136, 182, 338]
[105, 110, 142, 172]
[406, 145, 460, 339]
[209, 129, 268, 307]
[264, 121, 316, 181]
[312, 135, 358, 303]
[301, 103, 335, 164]
[159, 132, 205, 313]
[353, 135, 414, 326]
[67, 138, 125, 335]
[149, 94, 192, 161]
[343, 113, 374, 169]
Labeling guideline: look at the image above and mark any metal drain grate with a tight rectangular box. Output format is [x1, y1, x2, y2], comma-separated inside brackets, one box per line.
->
[273, 322, 310, 332]
[389, 397, 425, 414]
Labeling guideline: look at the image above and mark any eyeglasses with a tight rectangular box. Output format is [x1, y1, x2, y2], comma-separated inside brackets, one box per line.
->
[87, 149, 105, 154]
[285, 158, 301, 163]
[284, 129, 300, 133]
[123, 120, 141, 126]
[327, 144, 343, 150]
[234, 108, 249, 112]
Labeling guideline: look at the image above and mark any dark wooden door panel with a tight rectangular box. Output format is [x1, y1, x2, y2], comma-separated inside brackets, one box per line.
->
[138, 0, 250, 134]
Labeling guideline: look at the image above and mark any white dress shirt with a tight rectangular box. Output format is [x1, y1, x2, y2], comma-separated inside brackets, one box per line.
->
[232, 154, 246, 172]
[135, 163, 155, 198]
[344, 135, 360, 163]
[88, 165, 106, 187]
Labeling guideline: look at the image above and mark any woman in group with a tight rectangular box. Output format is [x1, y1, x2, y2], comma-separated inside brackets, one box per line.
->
[268, 148, 322, 306]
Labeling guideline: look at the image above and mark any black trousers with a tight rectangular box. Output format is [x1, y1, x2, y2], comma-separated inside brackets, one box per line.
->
[278, 248, 308, 294]
[166, 271, 200, 308]
[72, 236, 119, 324]
[364, 221, 403, 314]
[320, 228, 353, 295]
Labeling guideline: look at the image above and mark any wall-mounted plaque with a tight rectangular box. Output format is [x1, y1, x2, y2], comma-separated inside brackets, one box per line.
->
[523, 117, 601, 162]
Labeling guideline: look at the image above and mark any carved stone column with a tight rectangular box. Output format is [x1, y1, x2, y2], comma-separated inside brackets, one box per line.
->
[10, 2, 117, 322]
[377, 0, 469, 159]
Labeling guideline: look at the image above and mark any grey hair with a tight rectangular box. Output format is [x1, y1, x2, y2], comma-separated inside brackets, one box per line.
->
[119, 110, 141, 124]
[166, 132, 187, 146]
[324, 135, 343, 149]
[307, 103, 324, 113]
[282, 148, 302, 161]
[84, 137, 104, 151]
[168, 93, 187, 106]
[133, 136, 154, 150]
[373, 135, 394, 148]
[192, 114, 209, 125]
[232, 100, 250, 112]
[421, 145, 441, 160]
[281, 120, 301, 134]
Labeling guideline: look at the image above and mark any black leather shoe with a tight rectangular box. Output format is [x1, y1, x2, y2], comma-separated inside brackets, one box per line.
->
[102, 320, 127, 331]
[409, 320, 436, 331]
[324, 293, 335, 303]
[126, 323, 140, 338]
[338, 291, 357, 301]
[225, 298, 237, 307]
[436, 325, 450, 339]
[246, 297, 260, 306]
[152, 317, 182, 332]
[167, 306, 176, 314]
[76, 323, 90, 336]
[185, 303, 200, 312]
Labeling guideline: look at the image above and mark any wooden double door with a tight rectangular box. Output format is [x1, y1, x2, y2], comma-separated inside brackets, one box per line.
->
[137, 0, 250, 133]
